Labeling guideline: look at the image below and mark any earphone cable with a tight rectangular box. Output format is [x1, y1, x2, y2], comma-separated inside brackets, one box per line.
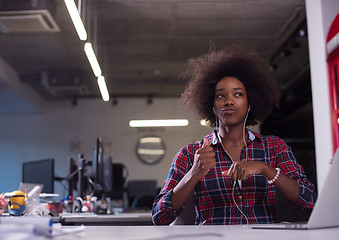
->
[232, 179, 249, 224]
[215, 106, 251, 224]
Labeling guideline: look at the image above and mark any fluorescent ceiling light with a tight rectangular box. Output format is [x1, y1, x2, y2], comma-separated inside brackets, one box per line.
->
[129, 119, 189, 127]
[64, 0, 87, 41]
[84, 43, 102, 77]
[97, 76, 110, 101]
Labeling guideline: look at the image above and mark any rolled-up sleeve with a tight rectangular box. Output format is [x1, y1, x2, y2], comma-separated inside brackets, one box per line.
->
[152, 189, 176, 225]
[275, 140, 317, 209]
[152, 145, 193, 225]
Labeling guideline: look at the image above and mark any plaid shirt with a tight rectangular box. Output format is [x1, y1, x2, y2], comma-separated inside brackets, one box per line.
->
[152, 130, 317, 225]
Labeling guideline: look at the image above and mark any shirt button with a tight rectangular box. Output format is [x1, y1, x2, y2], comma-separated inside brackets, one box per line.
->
[240, 215, 244, 218]
[239, 195, 243, 200]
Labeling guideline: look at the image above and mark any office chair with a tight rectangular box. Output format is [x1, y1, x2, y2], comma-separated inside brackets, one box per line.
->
[275, 188, 312, 222]
[170, 192, 196, 225]
[130, 195, 155, 210]
[127, 180, 157, 210]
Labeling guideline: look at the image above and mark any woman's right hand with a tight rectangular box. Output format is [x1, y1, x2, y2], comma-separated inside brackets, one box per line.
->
[190, 139, 216, 179]
[172, 139, 216, 211]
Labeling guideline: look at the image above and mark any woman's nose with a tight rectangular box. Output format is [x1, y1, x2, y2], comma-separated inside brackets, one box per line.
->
[224, 96, 234, 106]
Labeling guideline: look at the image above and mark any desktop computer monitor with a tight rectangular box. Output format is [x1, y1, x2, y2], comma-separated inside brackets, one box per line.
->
[22, 159, 55, 193]
[92, 137, 104, 187]
[101, 157, 126, 199]
[108, 162, 127, 199]
[103, 156, 113, 192]
[68, 157, 78, 197]
[90, 138, 126, 199]
[91, 138, 113, 195]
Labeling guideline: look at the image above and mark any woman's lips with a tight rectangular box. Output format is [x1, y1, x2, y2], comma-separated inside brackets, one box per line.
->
[222, 108, 236, 114]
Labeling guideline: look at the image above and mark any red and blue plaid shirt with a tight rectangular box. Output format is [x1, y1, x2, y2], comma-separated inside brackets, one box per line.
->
[152, 130, 317, 225]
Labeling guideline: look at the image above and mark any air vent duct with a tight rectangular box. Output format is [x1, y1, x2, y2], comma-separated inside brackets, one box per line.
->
[40, 70, 90, 97]
[0, 10, 59, 33]
[0, 0, 59, 33]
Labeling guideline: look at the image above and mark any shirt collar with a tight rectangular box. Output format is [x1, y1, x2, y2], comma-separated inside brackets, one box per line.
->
[210, 129, 260, 145]
[248, 130, 255, 141]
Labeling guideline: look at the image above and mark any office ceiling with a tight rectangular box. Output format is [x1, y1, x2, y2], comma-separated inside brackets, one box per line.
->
[0, 0, 310, 104]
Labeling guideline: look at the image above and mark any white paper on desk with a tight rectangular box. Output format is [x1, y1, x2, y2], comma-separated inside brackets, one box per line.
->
[0, 217, 85, 238]
[50, 224, 86, 237]
[0, 223, 46, 240]
[0, 216, 53, 237]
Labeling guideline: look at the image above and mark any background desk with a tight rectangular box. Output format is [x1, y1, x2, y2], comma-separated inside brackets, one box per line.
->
[59, 225, 339, 240]
[60, 212, 152, 226]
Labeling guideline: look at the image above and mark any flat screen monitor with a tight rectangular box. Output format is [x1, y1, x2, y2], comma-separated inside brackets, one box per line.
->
[103, 156, 113, 192]
[92, 138, 104, 187]
[22, 159, 55, 193]
[68, 157, 78, 197]
[109, 162, 127, 199]
[91, 138, 126, 198]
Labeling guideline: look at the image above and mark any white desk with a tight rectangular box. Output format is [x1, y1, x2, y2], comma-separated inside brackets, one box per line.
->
[0, 224, 338, 239]
[56, 225, 339, 240]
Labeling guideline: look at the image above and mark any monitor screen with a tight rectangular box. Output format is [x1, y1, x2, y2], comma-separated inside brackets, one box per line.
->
[103, 156, 113, 192]
[92, 138, 104, 186]
[68, 157, 78, 196]
[109, 163, 127, 199]
[22, 159, 55, 193]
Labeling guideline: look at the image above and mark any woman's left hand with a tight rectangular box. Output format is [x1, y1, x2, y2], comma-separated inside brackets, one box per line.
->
[223, 161, 268, 180]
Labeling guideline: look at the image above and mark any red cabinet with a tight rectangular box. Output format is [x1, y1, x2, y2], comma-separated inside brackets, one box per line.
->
[327, 13, 339, 153]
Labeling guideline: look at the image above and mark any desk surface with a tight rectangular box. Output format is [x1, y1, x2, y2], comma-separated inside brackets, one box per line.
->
[1, 223, 339, 239]
[57, 225, 339, 240]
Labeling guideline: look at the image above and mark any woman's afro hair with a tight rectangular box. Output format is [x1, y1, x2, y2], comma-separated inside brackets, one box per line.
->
[180, 44, 280, 127]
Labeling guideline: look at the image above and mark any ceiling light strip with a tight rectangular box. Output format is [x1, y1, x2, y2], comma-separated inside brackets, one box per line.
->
[84, 43, 102, 77]
[97, 76, 110, 101]
[129, 119, 189, 127]
[64, 0, 87, 41]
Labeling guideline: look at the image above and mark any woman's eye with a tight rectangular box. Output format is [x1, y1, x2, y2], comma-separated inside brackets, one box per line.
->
[216, 93, 224, 98]
[235, 92, 243, 97]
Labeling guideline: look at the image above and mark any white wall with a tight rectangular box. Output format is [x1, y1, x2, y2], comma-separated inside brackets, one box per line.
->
[0, 56, 44, 114]
[0, 98, 210, 198]
[305, 0, 339, 191]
